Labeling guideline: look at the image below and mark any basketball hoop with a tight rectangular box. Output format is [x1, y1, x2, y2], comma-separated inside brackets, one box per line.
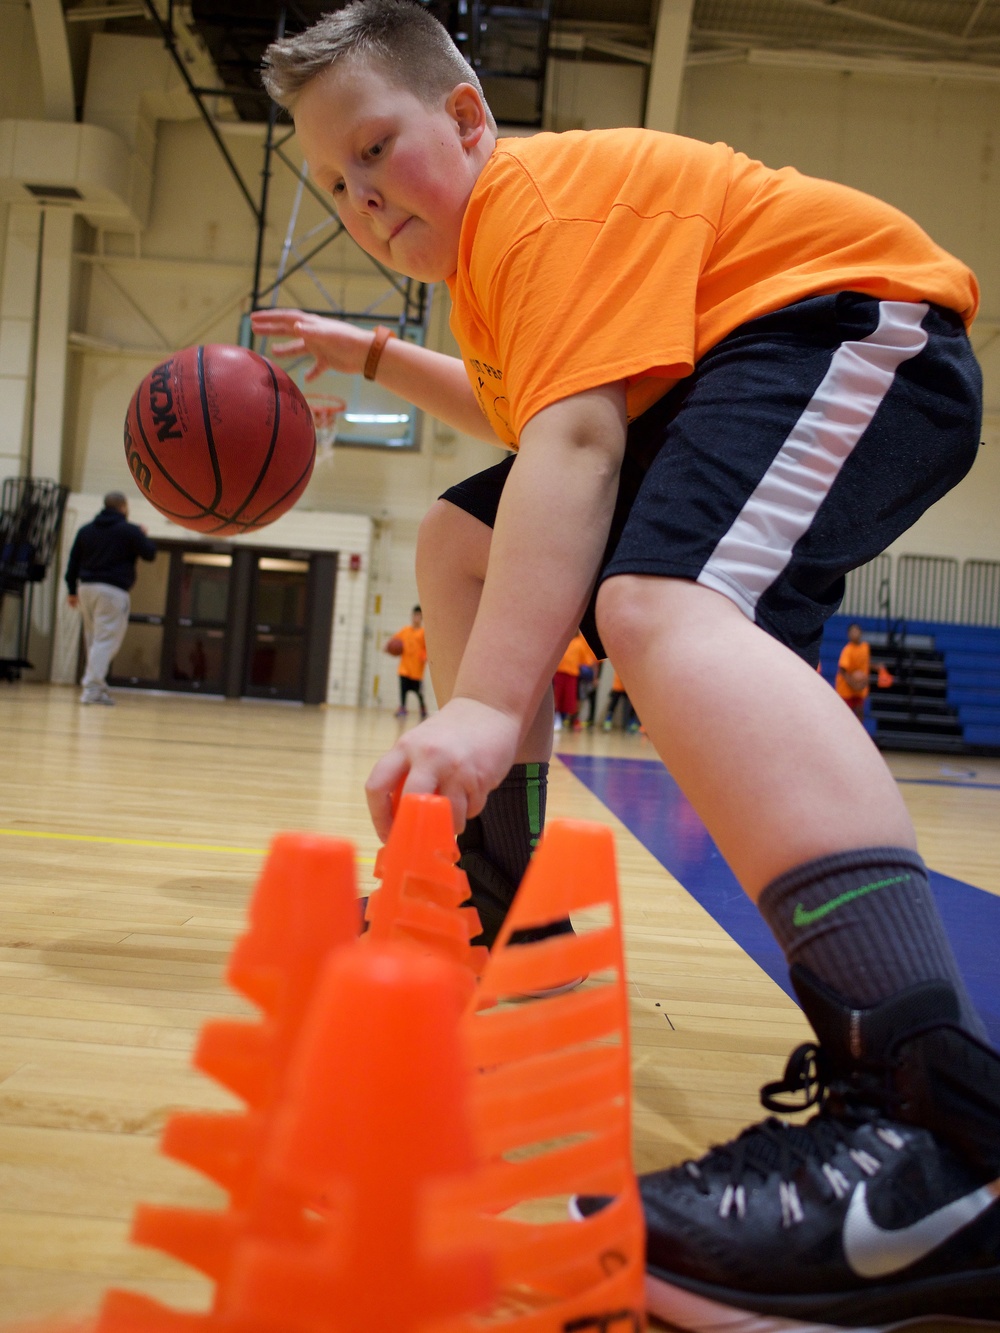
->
[306, 395, 347, 460]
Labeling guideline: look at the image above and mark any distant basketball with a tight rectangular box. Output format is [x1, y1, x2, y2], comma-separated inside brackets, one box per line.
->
[385, 636, 405, 657]
[124, 344, 316, 535]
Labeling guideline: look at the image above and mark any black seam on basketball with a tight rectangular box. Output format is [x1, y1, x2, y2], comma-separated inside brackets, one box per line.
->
[239, 450, 315, 527]
[197, 344, 225, 512]
[132, 397, 229, 521]
[224, 357, 284, 525]
[197, 445, 315, 534]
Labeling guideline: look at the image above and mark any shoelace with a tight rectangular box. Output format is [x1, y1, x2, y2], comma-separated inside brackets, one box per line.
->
[674, 1041, 905, 1216]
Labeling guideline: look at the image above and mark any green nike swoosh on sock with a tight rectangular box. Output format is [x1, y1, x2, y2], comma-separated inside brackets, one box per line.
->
[792, 873, 912, 927]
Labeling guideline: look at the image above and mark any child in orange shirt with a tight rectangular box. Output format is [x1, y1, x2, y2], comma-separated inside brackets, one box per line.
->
[389, 604, 428, 719]
[602, 667, 637, 733]
[835, 621, 872, 722]
[252, 6, 996, 1325]
[552, 631, 598, 731]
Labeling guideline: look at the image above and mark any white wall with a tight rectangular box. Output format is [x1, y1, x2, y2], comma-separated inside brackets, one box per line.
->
[6, 30, 1000, 704]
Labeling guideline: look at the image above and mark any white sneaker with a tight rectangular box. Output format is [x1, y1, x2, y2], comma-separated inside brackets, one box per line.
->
[553, 716, 563, 732]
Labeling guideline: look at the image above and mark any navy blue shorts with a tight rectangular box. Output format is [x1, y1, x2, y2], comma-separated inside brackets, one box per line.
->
[439, 292, 982, 664]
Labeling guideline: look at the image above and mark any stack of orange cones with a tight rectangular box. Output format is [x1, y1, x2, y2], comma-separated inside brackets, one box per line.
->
[226, 942, 494, 1331]
[96, 832, 362, 1330]
[5, 806, 645, 1332]
[464, 819, 647, 1330]
[365, 792, 488, 988]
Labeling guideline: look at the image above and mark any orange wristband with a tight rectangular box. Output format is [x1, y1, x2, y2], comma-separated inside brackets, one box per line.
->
[363, 324, 396, 381]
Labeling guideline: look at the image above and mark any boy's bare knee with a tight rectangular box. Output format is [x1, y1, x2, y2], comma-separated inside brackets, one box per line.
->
[416, 500, 491, 585]
[595, 575, 652, 664]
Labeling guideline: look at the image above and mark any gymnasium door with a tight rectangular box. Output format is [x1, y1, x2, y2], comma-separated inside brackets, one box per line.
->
[172, 552, 232, 692]
[244, 556, 310, 700]
[107, 542, 336, 703]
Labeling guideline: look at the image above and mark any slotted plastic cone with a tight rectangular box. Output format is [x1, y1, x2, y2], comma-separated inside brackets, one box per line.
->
[96, 832, 360, 1329]
[227, 942, 494, 1332]
[365, 793, 486, 982]
[464, 819, 647, 1330]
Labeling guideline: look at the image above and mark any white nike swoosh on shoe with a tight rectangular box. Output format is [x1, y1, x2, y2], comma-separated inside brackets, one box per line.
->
[843, 1176, 1000, 1279]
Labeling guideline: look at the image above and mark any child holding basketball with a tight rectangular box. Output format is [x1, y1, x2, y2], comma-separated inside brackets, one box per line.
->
[391, 603, 428, 718]
[836, 620, 872, 723]
[252, 3, 1000, 1326]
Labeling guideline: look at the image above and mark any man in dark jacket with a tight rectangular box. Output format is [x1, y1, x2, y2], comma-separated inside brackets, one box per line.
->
[65, 492, 156, 705]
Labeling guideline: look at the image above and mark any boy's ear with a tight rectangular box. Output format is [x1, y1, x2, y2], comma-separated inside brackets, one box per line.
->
[447, 82, 489, 148]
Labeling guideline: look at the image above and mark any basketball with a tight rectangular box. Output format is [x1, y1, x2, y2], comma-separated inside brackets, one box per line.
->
[124, 344, 316, 535]
[385, 636, 404, 657]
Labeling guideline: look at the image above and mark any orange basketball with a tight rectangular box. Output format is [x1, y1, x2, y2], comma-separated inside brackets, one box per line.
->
[385, 635, 405, 657]
[124, 344, 316, 535]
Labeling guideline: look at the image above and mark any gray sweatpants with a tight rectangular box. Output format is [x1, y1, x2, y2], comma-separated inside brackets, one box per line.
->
[78, 582, 130, 696]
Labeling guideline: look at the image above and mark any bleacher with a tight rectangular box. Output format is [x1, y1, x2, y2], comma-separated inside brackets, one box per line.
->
[820, 614, 1000, 754]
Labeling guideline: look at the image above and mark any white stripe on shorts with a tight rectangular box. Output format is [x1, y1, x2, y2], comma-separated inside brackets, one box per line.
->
[696, 300, 930, 621]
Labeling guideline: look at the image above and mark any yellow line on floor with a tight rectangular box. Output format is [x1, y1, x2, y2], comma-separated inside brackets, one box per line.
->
[0, 827, 376, 865]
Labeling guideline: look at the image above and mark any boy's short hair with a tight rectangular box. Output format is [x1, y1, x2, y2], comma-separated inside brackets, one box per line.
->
[104, 491, 128, 512]
[261, 0, 496, 131]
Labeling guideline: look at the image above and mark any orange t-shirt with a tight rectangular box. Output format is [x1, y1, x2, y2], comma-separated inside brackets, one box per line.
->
[836, 641, 871, 699]
[447, 130, 978, 446]
[556, 634, 597, 677]
[395, 624, 427, 680]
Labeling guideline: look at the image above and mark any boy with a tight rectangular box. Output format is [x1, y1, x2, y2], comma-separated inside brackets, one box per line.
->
[390, 603, 428, 718]
[836, 620, 872, 723]
[553, 630, 597, 731]
[251, 3, 999, 1326]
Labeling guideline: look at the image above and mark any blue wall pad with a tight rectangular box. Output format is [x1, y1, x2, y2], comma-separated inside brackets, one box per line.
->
[559, 753, 1000, 1046]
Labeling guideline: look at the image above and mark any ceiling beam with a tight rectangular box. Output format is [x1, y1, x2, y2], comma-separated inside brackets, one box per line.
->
[29, 0, 75, 121]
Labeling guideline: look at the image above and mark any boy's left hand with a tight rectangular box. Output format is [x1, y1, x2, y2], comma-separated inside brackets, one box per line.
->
[365, 697, 521, 841]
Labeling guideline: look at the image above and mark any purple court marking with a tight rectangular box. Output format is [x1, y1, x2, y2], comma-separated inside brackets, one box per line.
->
[559, 753, 1000, 1046]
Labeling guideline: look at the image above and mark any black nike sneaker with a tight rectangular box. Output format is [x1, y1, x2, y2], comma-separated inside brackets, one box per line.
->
[577, 966, 1000, 1330]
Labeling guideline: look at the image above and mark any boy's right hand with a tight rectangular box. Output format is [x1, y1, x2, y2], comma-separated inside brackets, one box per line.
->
[365, 697, 522, 843]
[249, 308, 372, 381]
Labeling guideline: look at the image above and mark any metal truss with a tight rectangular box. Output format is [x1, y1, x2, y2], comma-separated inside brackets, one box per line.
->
[138, 0, 432, 342]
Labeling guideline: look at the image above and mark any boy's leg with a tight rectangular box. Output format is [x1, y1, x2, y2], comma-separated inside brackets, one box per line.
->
[598, 575, 916, 896]
[583, 295, 997, 1326]
[416, 496, 561, 946]
[599, 574, 985, 1033]
[595, 575, 1000, 1325]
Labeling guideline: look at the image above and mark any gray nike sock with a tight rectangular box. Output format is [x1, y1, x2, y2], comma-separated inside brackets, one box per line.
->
[758, 847, 989, 1043]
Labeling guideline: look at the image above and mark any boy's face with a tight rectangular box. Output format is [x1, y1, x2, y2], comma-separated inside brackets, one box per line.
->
[294, 58, 492, 282]
[848, 624, 862, 643]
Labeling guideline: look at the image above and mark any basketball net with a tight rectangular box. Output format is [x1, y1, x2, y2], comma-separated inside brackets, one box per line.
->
[306, 395, 346, 461]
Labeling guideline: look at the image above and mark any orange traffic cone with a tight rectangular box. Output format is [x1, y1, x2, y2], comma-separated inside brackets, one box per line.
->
[464, 819, 647, 1330]
[227, 942, 494, 1331]
[366, 793, 487, 985]
[97, 832, 360, 1329]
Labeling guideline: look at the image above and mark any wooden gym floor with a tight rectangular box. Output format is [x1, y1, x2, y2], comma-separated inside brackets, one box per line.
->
[0, 683, 998, 1328]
